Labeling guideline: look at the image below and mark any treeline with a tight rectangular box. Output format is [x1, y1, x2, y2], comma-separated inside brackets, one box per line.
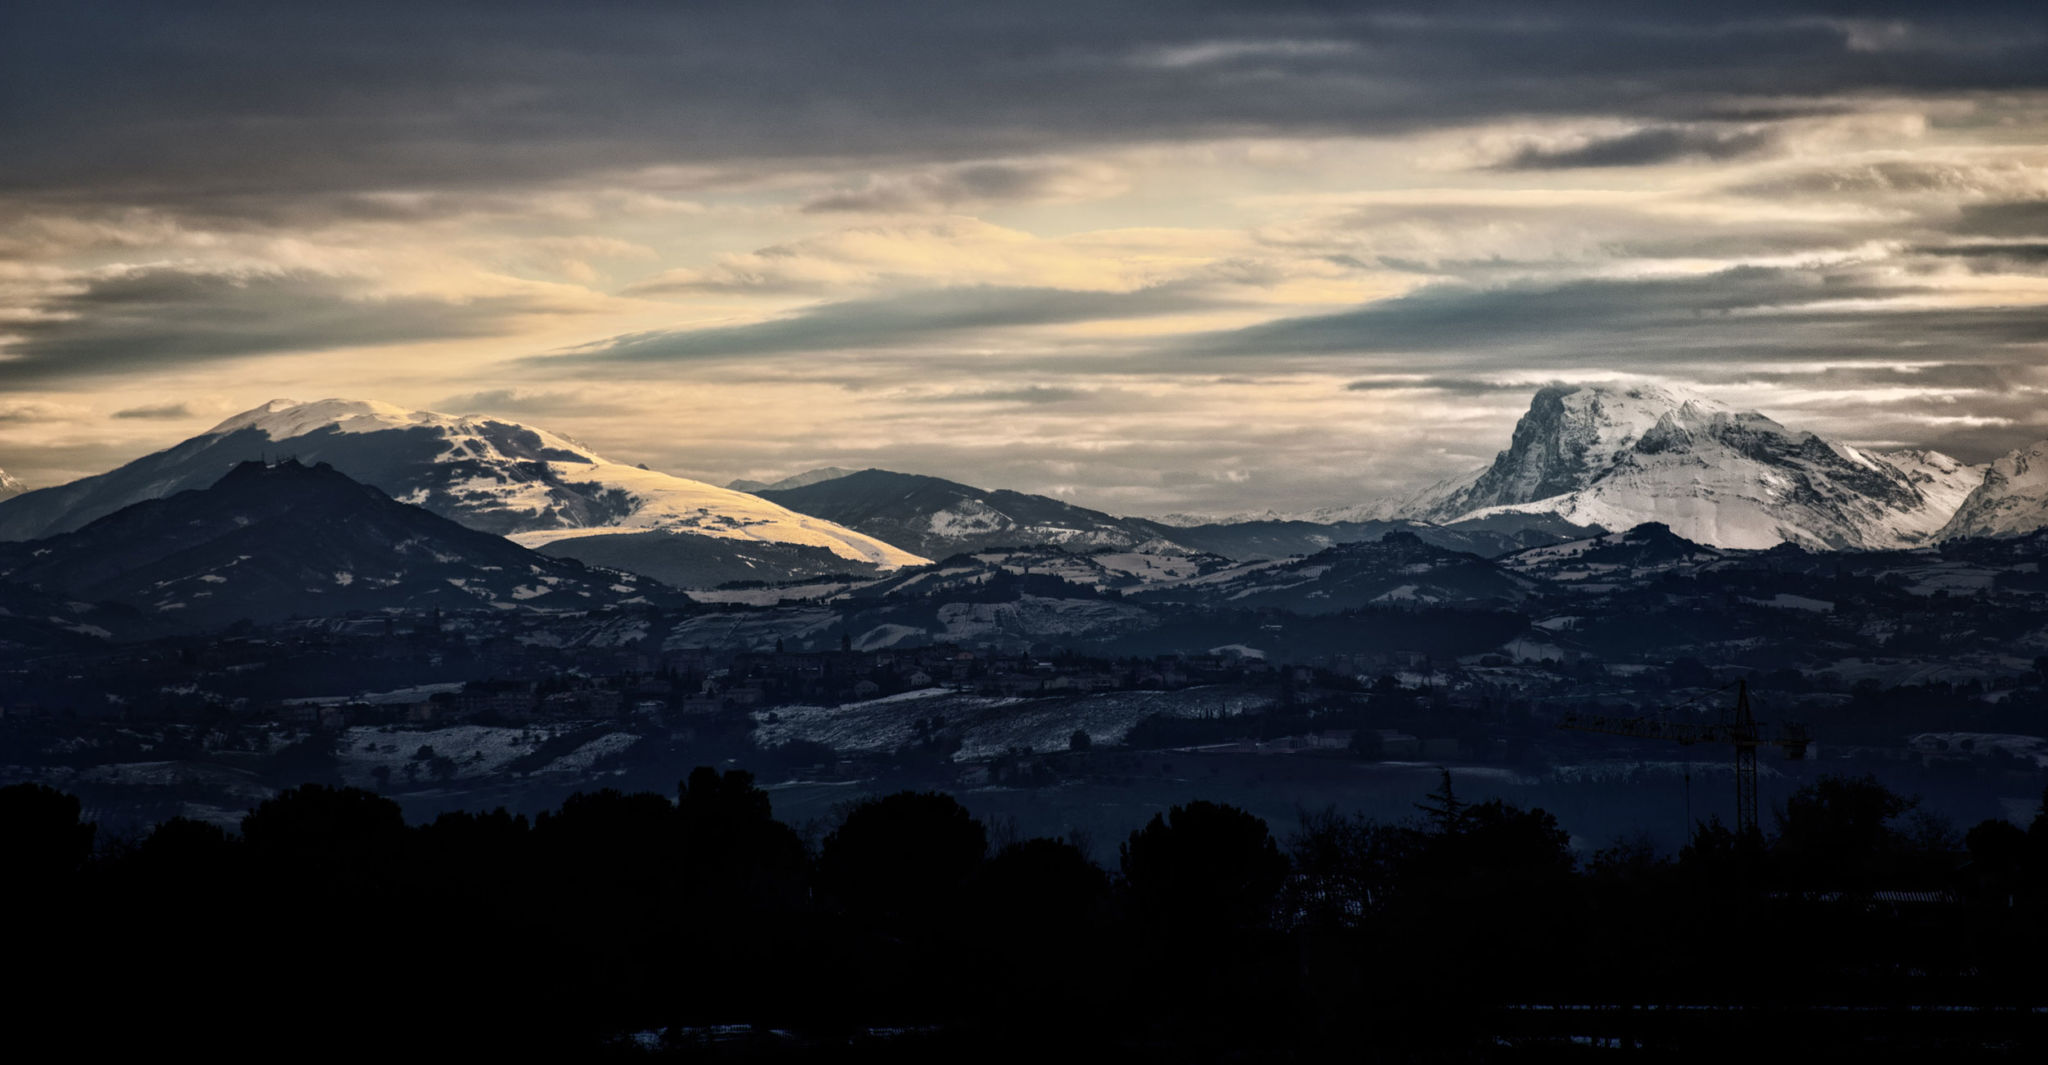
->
[7, 772, 2048, 1059]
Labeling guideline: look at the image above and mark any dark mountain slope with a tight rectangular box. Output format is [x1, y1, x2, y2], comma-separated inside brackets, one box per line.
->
[0, 460, 666, 628]
[760, 469, 1172, 558]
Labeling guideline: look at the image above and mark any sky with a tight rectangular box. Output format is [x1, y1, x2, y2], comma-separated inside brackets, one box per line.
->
[3, 1, 2047, 516]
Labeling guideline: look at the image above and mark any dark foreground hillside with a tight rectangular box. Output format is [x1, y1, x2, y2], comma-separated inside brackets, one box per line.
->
[7, 771, 2048, 1060]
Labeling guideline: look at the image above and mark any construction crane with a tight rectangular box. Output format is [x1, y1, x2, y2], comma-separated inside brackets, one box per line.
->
[1558, 680, 1809, 837]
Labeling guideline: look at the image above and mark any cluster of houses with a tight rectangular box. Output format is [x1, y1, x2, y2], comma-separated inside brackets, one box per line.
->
[2, 604, 1467, 731]
[65, 642, 1322, 730]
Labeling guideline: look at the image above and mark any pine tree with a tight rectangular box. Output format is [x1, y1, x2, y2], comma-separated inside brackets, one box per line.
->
[1416, 768, 1467, 836]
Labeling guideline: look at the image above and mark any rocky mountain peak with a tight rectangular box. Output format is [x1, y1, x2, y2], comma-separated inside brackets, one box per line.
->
[1402, 382, 1989, 550]
[1939, 440, 2048, 541]
[1428, 382, 1721, 518]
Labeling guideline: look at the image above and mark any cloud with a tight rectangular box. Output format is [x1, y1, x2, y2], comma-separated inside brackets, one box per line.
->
[801, 160, 1126, 214]
[1729, 158, 2048, 200]
[0, 402, 76, 423]
[0, 264, 600, 383]
[1951, 200, 2048, 236]
[433, 388, 625, 419]
[1129, 38, 1362, 70]
[1490, 125, 1781, 169]
[110, 402, 193, 419]
[9, 4, 2048, 217]
[1696, 362, 2029, 393]
[541, 282, 1223, 365]
[1178, 266, 1899, 356]
[1344, 376, 1555, 395]
[6, 3, 2048, 512]
[906, 385, 1097, 405]
[1913, 240, 2048, 272]
[621, 217, 1226, 298]
[1167, 264, 2048, 373]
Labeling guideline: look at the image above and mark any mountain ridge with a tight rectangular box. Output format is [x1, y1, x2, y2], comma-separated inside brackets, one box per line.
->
[1379, 383, 1988, 550]
[1940, 440, 2048, 541]
[0, 459, 667, 627]
[0, 399, 929, 586]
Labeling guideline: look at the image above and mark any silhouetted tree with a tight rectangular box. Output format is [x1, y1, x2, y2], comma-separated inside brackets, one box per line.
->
[1774, 774, 1917, 891]
[1282, 807, 1408, 930]
[242, 782, 399, 843]
[1966, 818, 2028, 901]
[1121, 800, 1287, 932]
[976, 836, 1109, 933]
[138, 815, 232, 866]
[1415, 768, 1467, 835]
[818, 791, 987, 923]
[0, 782, 96, 885]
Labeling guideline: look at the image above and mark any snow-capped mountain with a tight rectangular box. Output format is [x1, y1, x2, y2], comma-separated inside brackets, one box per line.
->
[0, 469, 23, 497]
[726, 467, 861, 493]
[1136, 531, 1537, 614]
[758, 468, 1592, 564]
[1939, 441, 2048, 541]
[1146, 509, 1289, 528]
[0, 399, 927, 584]
[1302, 473, 1472, 525]
[0, 460, 666, 627]
[1496, 522, 1728, 589]
[1883, 448, 1985, 528]
[1428, 384, 1697, 519]
[1387, 384, 1986, 551]
[756, 469, 1185, 558]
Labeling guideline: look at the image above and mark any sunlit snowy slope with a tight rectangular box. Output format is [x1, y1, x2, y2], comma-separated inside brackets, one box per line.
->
[0, 399, 927, 581]
[1941, 440, 2048, 541]
[1391, 384, 1987, 550]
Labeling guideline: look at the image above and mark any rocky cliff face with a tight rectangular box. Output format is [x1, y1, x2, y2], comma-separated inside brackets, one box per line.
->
[1939, 441, 2048, 540]
[1404, 384, 1986, 550]
[1423, 383, 1689, 519]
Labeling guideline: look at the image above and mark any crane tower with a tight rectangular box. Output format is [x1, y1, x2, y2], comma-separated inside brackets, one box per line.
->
[1558, 680, 1809, 837]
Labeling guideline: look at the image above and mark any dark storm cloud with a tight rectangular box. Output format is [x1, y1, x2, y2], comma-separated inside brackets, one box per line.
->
[7, 2, 2048, 214]
[1179, 267, 1919, 359]
[1697, 363, 2030, 393]
[0, 266, 587, 383]
[801, 161, 1116, 213]
[1912, 241, 2048, 274]
[1772, 386, 2048, 463]
[111, 402, 194, 419]
[1906, 420, 2048, 465]
[538, 283, 1218, 365]
[908, 386, 1097, 405]
[1166, 265, 2048, 380]
[1271, 199, 1900, 268]
[1918, 241, 2048, 261]
[1491, 125, 1780, 170]
[1951, 201, 2048, 236]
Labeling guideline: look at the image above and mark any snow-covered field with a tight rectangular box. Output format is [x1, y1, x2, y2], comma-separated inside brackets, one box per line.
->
[333, 724, 638, 786]
[931, 595, 1154, 643]
[750, 686, 1274, 761]
[1908, 731, 2048, 768]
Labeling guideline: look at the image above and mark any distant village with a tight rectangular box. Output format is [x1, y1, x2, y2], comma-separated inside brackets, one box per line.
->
[0, 607, 1412, 730]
